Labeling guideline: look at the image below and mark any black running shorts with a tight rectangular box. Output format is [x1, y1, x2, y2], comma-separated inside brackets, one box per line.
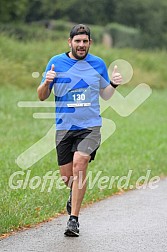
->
[56, 127, 101, 166]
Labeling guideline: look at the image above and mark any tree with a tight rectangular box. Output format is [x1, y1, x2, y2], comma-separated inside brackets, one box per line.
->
[0, 0, 28, 22]
[114, 0, 167, 47]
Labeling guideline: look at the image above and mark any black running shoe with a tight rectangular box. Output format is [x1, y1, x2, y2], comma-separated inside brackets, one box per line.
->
[66, 189, 72, 215]
[64, 219, 79, 237]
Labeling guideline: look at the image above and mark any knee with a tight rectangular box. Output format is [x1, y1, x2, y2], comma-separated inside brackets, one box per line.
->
[73, 156, 89, 177]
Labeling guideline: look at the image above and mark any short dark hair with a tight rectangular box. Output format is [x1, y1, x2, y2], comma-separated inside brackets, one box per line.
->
[70, 24, 91, 40]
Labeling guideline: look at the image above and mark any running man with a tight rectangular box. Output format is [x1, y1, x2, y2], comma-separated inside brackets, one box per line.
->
[37, 24, 122, 237]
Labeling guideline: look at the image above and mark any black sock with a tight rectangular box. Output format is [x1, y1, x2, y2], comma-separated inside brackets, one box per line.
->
[69, 215, 78, 222]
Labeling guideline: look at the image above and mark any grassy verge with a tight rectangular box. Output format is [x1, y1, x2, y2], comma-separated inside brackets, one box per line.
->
[0, 84, 166, 235]
[0, 35, 167, 89]
[0, 35, 167, 235]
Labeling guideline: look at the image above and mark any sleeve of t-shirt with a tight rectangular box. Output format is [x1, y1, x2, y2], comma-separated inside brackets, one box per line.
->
[40, 57, 55, 90]
[100, 61, 110, 89]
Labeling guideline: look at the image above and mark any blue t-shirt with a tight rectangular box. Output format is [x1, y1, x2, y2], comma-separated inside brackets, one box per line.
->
[41, 53, 110, 130]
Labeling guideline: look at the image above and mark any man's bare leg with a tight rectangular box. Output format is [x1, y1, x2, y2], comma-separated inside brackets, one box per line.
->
[60, 161, 73, 187]
[64, 152, 90, 236]
[71, 151, 90, 217]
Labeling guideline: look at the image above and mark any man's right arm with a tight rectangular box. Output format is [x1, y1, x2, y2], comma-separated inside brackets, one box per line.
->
[37, 64, 56, 101]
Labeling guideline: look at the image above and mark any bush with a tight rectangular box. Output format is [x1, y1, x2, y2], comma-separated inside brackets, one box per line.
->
[105, 23, 141, 48]
[89, 25, 104, 44]
[0, 21, 69, 41]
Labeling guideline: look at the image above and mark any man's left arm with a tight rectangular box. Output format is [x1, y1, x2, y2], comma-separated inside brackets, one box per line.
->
[100, 65, 122, 100]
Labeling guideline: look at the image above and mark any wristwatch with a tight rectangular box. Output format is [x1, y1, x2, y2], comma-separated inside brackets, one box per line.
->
[110, 80, 118, 88]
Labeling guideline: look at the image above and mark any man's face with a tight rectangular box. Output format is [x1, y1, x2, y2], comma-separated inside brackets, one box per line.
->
[68, 34, 92, 60]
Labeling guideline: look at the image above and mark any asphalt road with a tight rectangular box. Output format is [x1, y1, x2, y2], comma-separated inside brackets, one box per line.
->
[0, 178, 167, 252]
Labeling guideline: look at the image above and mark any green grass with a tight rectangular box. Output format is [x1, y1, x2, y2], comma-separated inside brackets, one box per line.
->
[0, 35, 167, 235]
[0, 84, 167, 235]
[0, 35, 167, 89]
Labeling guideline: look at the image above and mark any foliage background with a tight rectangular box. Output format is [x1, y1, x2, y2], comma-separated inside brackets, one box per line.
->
[0, 0, 167, 49]
[0, 0, 167, 236]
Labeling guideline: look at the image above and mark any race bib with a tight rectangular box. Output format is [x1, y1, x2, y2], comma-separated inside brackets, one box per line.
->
[67, 87, 91, 107]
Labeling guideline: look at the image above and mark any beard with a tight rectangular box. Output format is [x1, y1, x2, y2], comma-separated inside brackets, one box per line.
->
[71, 46, 89, 60]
